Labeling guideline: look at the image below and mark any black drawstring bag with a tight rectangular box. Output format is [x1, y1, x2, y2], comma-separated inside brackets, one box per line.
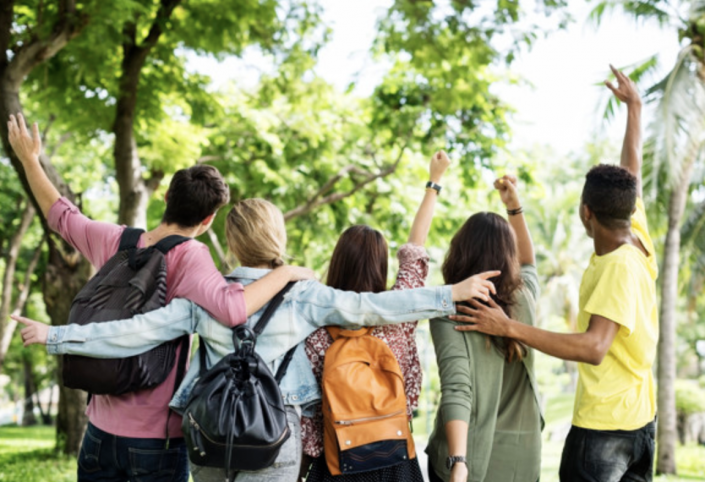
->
[183, 282, 296, 480]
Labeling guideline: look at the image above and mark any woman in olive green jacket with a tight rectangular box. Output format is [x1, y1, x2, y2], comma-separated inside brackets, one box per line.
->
[426, 175, 543, 482]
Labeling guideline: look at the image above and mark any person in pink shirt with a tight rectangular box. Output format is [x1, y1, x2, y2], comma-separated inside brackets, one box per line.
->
[7, 113, 312, 482]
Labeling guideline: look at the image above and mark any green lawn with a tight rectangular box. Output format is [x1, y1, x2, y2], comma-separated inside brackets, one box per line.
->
[0, 425, 76, 482]
[1, 421, 703, 481]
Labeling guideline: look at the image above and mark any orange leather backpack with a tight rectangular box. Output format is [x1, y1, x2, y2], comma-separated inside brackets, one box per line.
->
[322, 326, 415, 475]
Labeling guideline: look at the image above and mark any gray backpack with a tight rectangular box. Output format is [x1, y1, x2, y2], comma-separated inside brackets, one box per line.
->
[62, 228, 190, 396]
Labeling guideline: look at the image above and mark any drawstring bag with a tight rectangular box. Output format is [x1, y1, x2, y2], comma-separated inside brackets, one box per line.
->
[183, 283, 296, 480]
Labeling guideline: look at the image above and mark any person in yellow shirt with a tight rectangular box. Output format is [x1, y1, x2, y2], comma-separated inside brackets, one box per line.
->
[449, 65, 658, 482]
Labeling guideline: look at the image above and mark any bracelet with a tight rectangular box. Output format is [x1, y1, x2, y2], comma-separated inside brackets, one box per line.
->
[426, 181, 442, 194]
[507, 206, 523, 216]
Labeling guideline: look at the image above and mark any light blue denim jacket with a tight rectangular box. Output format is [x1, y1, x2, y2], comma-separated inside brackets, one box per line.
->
[46, 267, 456, 415]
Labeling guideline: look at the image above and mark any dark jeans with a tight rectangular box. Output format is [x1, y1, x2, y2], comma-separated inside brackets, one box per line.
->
[559, 421, 655, 482]
[77, 422, 188, 482]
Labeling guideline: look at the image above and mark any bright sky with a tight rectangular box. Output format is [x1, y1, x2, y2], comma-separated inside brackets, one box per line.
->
[189, 1, 682, 156]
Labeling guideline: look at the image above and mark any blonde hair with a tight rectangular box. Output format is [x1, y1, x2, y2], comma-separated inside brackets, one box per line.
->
[226, 199, 287, 268]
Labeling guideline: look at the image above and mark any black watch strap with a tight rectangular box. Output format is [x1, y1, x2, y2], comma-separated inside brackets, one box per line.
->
[446, 455, 467, 470]
[426, 181, 442, 193]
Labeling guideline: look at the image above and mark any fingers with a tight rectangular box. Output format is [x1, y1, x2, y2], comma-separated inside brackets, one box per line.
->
[487, 296, 501, 309]
[454, 324, 480, 332]
[17, 113, 28, 137]
[456, 304, 477, 315]
[32, 122, 40, 142]
[478, 270, 501, 280]
[604, 80, 619, 95]
[11, 314, 31, 326]
[448, 314, 477, 324]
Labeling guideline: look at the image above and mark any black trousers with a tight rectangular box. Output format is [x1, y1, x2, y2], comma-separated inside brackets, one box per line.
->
[559, 420, 656, 482]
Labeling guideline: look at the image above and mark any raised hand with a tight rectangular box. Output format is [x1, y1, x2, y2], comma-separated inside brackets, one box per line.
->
[11, 314, 50, 346]
[493, 175, 520, 210]
[605, 65, 641, 106]
[430, 150, 451, 183]
[7, 113, 42, 165]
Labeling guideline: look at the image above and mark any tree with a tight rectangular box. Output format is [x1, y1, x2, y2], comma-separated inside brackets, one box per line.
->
[593, 0, 705, 474]
[0, 0, 98, 455]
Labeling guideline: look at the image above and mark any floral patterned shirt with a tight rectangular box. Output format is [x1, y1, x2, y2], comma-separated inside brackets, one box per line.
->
[301, 243, 429, 457]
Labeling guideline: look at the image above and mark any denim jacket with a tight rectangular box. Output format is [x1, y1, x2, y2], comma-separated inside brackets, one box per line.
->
[46, 267, 455, 415]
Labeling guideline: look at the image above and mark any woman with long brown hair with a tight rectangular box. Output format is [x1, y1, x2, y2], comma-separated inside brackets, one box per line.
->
[302, 151, 455, 482]
[426, 175, 543, 482]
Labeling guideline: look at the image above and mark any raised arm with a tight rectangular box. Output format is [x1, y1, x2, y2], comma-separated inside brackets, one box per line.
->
[407, 150, 451, 246]
[605, 64, 643, 198]
[7, 114, 61, 217]
[495, 175, 534, 265]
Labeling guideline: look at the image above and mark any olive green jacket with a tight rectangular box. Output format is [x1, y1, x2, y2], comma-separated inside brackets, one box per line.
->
[426, 265, 544, 482]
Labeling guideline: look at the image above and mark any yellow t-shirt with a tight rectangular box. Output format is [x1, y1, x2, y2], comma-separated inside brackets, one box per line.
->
[572, 197, 659, 430]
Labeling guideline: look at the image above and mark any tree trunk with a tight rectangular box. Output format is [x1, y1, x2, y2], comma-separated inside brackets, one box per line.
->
[22, 355, 38, 426]
[2, 76, 90, 457]
[44, 240, 92, 453]
[0, 200, 35, 368]
[114, 1, 182, 227]
[656, 156, 696, 475]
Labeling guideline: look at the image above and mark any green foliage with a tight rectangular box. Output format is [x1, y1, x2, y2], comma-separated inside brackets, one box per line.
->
[675, 379, 705, 415]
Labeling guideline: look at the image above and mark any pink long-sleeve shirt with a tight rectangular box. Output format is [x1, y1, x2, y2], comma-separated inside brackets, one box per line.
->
[48, 197, 247, 439]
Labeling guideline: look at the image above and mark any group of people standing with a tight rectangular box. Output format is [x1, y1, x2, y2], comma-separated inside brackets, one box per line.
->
[8, 65, 657, 482]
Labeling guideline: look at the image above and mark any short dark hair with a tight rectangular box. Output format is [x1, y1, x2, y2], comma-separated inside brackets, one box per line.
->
[162, 165, 230, 227]
[582, 164, 637, 229]
[326, 225, 388, 293]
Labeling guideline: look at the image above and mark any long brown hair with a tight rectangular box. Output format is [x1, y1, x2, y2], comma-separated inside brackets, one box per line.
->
[442, 212, 527, 362]
[326, 225, 388, 293]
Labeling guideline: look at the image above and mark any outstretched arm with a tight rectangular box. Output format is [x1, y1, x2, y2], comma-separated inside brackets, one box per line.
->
[494, 175, 534, 265]
[605, 64, 643, 198]
[450, 298, 619, 366]
[407, 150, 451, 246]
[7, 114, 61, 218]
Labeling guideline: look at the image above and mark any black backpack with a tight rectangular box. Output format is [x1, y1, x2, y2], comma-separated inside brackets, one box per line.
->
[62, 228, 190, 396]
[183, 282, 296, 480]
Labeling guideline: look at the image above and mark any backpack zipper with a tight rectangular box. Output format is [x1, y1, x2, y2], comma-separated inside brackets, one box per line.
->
[334, 410, 404, 426]
[187, 412, 289, 449]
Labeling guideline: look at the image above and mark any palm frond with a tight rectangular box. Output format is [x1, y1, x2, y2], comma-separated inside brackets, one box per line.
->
[644, 46, 705, 193]
[589, 1, 676, 28]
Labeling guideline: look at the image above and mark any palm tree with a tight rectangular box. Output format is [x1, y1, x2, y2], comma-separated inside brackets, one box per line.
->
[594, 0, 705, 474]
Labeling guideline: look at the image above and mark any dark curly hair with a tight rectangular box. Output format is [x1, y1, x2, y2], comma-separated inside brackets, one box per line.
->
[582, 164, 637, 229]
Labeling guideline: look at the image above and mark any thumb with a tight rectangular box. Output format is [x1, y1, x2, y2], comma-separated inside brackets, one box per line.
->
[488, 296, 501, 309]
[478, 270, 501, 280]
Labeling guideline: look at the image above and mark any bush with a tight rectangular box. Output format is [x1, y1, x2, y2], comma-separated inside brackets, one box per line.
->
[675, 379, 705, 416]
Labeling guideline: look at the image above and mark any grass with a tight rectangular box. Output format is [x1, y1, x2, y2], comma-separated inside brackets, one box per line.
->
[0, 425, 76, 481]
[1, 417, 703, 482]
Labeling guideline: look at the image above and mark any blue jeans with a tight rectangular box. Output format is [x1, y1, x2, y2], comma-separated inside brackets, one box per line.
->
[77, 422, 189, 482]
[559, 421, 655, 482]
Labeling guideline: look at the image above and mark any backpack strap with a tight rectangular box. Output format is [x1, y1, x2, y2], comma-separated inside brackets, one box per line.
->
[165, 334, 191, 447]
[252, 281, 296, 336]
[118, 227, 145, 251]
[154, 235, 191, 254]
[274, 345, 297, 384]
[198, 335, 208, 376]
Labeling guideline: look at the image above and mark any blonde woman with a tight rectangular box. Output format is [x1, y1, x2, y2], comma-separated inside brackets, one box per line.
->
[17, 198, 498, 482]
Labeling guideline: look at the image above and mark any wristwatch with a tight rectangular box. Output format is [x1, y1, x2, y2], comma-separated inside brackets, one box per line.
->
[446, 455, 467, 470]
